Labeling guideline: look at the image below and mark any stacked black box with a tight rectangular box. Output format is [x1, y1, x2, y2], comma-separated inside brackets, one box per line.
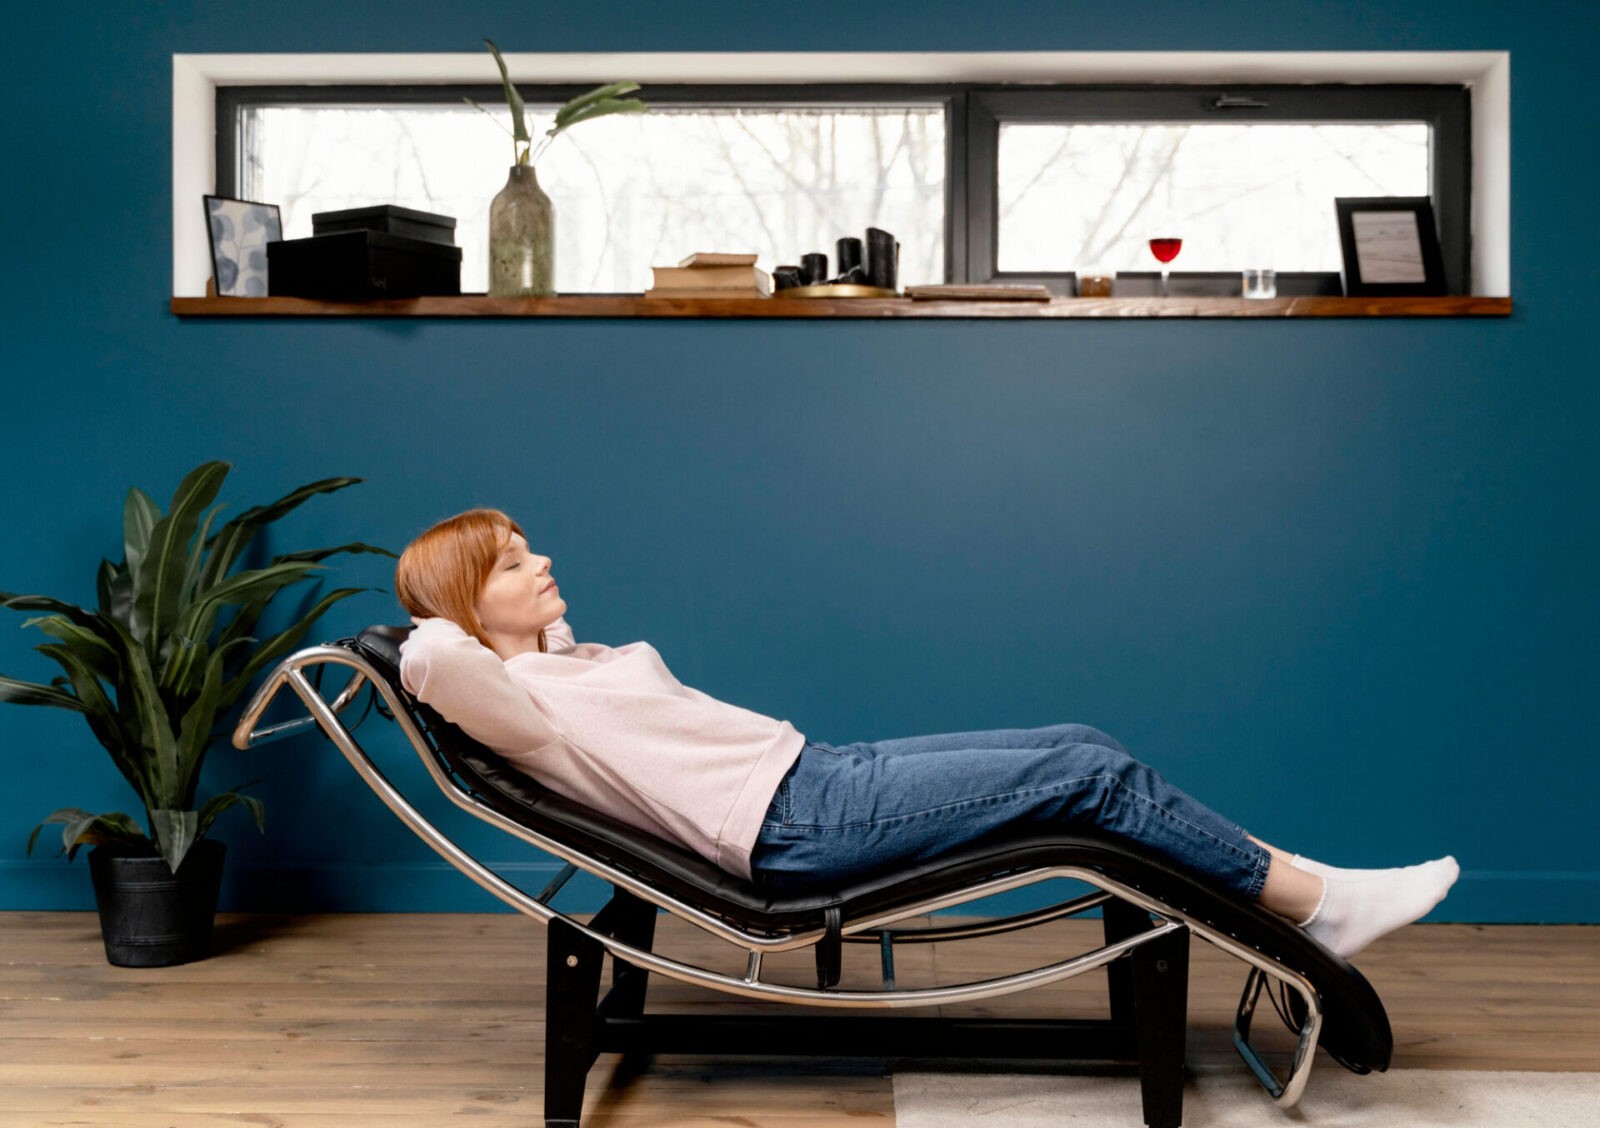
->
[268, 205, 462, 300]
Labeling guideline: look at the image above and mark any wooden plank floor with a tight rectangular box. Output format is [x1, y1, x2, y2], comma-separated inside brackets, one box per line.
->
[1, 912, 1595, 1126]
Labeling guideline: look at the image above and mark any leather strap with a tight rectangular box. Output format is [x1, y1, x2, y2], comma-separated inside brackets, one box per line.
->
[815, 905, 843, 989]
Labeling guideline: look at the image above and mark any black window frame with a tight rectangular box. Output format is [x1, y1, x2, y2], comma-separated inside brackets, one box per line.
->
[217, 81, 1470, 296]
[967, 84, 1471, 296]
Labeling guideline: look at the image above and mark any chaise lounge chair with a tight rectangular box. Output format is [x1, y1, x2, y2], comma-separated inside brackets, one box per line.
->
[234, 627, 1393, 1128]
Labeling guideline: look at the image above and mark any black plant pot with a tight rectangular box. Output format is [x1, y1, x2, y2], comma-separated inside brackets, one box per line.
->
[88, 840, 226, 967]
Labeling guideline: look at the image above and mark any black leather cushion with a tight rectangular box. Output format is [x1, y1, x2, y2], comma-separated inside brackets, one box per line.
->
[351, 625, 1391, 1072]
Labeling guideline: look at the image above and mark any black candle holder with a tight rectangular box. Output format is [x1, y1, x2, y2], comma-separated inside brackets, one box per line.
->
[836, 236, 863, 276]
[865, 227, 900, 291]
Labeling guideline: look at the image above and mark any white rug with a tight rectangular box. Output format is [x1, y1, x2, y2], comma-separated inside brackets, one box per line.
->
[893, 1068, 1600, 1127]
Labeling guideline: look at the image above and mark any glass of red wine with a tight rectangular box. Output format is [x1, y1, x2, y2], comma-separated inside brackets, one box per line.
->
[1148, 237, 1183, 296]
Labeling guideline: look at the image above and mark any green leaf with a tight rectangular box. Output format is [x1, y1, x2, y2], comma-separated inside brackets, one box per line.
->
[149, 809, 200, 873]
[2, 592, 104, 633]
[272, 542, 397, 565]
[31, 642, 136, 792]
[30, 615, 121, 682]
[131, 461, 231, 647]
[164, 560, 319, 693]
[216, 593, 270, 652]
[179, 561, 322, 642]
[0, 673, 86, 712]
[119, 638, 181, 811]
[159, 631, 208, 695]
[29, 809, 150, 861]
[28, 807, 94, 857]
[221, 587, 365, 708]
[53, 567, 212, 816]
[554, 81, 643, 130]
[57, 812, 107, 860]
[26, 625, 132, 790]
[99, 562, 135, 626]
[197, 476, 364, 596]
[96, 560, 116, 617]
[182, 502, 228, 607]
[554, 96, 647, 136]
[174, 637, 251, 798]
[195, 789, 265, 841]
[122, 487, 161, 578]
[484, 38, 530, 144]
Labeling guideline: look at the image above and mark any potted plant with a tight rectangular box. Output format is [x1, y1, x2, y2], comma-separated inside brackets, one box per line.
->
[470, 37, 647, 297]
[0, 461, 390, 966]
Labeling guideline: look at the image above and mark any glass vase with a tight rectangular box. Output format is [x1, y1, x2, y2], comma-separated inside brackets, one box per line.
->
[488, 164, 554, 297]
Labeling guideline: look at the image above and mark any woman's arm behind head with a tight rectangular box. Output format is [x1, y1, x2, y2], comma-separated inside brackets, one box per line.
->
[544, 616, 576, 652]
[399, 617, 560, 755]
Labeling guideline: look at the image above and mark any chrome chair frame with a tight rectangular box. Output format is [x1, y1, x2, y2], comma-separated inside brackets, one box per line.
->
[235, 642, 1328, 1122]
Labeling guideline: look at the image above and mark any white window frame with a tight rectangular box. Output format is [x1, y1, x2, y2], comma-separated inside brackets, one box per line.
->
[173, 51, 1510, 299]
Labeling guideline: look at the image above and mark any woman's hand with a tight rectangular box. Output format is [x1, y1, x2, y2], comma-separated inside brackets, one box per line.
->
[544, 616, 577, 652]
[400, 617, 561, 755]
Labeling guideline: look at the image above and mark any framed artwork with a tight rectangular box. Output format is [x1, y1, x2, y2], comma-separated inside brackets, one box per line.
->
[204, 196, 282, 297]
[1334, 197, 1447, 297]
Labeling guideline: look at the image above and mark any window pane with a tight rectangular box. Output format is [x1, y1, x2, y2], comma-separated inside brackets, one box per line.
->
[996, 123, 1429, 273]
[242, 103, 945, 292]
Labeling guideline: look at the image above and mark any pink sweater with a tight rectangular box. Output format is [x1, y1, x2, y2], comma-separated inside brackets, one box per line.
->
[398, 616, 805, 879]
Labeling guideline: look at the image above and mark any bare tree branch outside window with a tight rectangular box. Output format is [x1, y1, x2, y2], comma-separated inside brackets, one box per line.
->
[245, 103, 947, 292]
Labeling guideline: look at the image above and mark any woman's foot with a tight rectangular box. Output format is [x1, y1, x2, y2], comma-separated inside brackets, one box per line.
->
[1291, 854, 1443, 884]
[1299, 856, 1460, 958]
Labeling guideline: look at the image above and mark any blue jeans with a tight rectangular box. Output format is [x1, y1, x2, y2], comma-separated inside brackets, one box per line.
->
[750, 723, 1270, 899]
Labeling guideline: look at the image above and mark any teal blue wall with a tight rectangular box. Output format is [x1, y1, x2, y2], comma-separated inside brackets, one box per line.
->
[2, 2, 1595, 922]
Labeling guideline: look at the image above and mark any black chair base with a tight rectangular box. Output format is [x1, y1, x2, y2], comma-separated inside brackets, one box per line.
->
[547, 888, 1190, 1128]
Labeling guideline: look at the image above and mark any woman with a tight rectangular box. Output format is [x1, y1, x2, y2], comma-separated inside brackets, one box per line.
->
[396, 508, 1457, 960]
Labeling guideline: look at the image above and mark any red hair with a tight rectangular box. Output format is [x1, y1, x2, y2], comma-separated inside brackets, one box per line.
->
[395, 508, 545, 652]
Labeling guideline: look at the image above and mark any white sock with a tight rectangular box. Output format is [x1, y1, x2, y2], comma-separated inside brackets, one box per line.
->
[1291, 854, 1445, 884]
[1300, 856, 1460, 959]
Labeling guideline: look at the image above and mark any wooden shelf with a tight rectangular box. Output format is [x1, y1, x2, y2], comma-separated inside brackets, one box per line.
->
[171, 294, 1512, 320]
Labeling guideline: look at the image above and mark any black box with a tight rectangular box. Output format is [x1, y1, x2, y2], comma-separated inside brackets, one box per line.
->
[267, 231, 462, 300]
[311, 205, 457, 246]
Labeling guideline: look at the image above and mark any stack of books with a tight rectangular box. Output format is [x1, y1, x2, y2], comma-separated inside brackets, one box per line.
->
[645, 253, 772, 299]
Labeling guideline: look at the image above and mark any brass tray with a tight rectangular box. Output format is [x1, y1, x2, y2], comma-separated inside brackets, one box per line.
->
[772, 283, 900, 299]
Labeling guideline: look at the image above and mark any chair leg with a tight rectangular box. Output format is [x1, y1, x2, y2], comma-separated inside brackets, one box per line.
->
[1128, 923, 1190, 1128]
[545, 916, 605, 1128]
[1103, 897, 1151, 1033]
[601, 890, 658, 1020]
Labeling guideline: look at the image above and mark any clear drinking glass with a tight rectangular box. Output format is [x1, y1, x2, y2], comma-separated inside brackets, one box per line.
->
[1241, 268, 1277, 299]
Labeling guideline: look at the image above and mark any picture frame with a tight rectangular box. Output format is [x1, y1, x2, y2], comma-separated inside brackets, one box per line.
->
[1334, 197, 1447, 297]
[204, 195, 282, 297]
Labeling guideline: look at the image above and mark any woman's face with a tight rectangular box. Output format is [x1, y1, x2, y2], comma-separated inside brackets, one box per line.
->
[475, 531, 567, 650]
